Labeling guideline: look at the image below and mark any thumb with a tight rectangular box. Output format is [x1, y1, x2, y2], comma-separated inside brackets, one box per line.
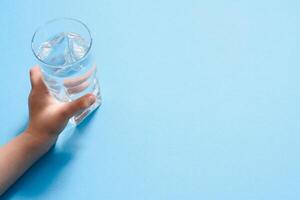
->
[64, 94, 96, 118]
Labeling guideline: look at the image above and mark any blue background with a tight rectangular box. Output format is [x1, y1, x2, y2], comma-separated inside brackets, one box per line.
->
[1, 0, 300, 199]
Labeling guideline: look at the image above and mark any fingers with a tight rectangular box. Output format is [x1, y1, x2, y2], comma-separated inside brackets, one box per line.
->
[63, 94, 96, 118]
[63, 65, 96, 87]
[29, 66, 40, 88]
[29, 66, 49, 93]
[67, 80, 90, 94]
[63, 65, 95, 95]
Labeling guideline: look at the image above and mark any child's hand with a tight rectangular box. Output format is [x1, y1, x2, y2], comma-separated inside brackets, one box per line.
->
[0, 66, 96, 195]
[26, 66, 96, 145]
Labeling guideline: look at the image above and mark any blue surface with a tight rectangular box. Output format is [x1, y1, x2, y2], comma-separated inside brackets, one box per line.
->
[1, 0, 300, 199]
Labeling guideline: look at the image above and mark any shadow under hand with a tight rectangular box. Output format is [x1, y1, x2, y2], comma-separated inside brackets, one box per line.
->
[58, 109, 99, 152]
[2, 109, 99, 199]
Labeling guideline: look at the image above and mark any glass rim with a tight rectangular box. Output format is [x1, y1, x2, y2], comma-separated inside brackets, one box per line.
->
[31, 17, 93, 68]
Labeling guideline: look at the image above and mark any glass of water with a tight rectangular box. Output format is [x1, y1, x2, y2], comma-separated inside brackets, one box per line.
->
[31, 18, 102, 125]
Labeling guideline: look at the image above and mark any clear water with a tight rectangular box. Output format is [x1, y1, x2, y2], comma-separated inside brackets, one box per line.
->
[37, 32, 101, 124]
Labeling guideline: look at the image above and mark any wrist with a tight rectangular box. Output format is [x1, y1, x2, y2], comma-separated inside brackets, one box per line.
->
[23, 130, 58, 152]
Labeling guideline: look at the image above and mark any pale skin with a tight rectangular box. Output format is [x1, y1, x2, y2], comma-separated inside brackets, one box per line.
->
[0, 66, 96, 195]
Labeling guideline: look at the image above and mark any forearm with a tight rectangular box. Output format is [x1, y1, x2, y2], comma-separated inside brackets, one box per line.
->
[0, 131, 56, 195]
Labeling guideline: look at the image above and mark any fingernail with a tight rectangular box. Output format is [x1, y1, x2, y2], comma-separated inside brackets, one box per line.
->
[88, 95, 96, 105]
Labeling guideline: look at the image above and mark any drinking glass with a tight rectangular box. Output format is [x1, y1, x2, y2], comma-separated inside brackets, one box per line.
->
[31, 18, 101, 124]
